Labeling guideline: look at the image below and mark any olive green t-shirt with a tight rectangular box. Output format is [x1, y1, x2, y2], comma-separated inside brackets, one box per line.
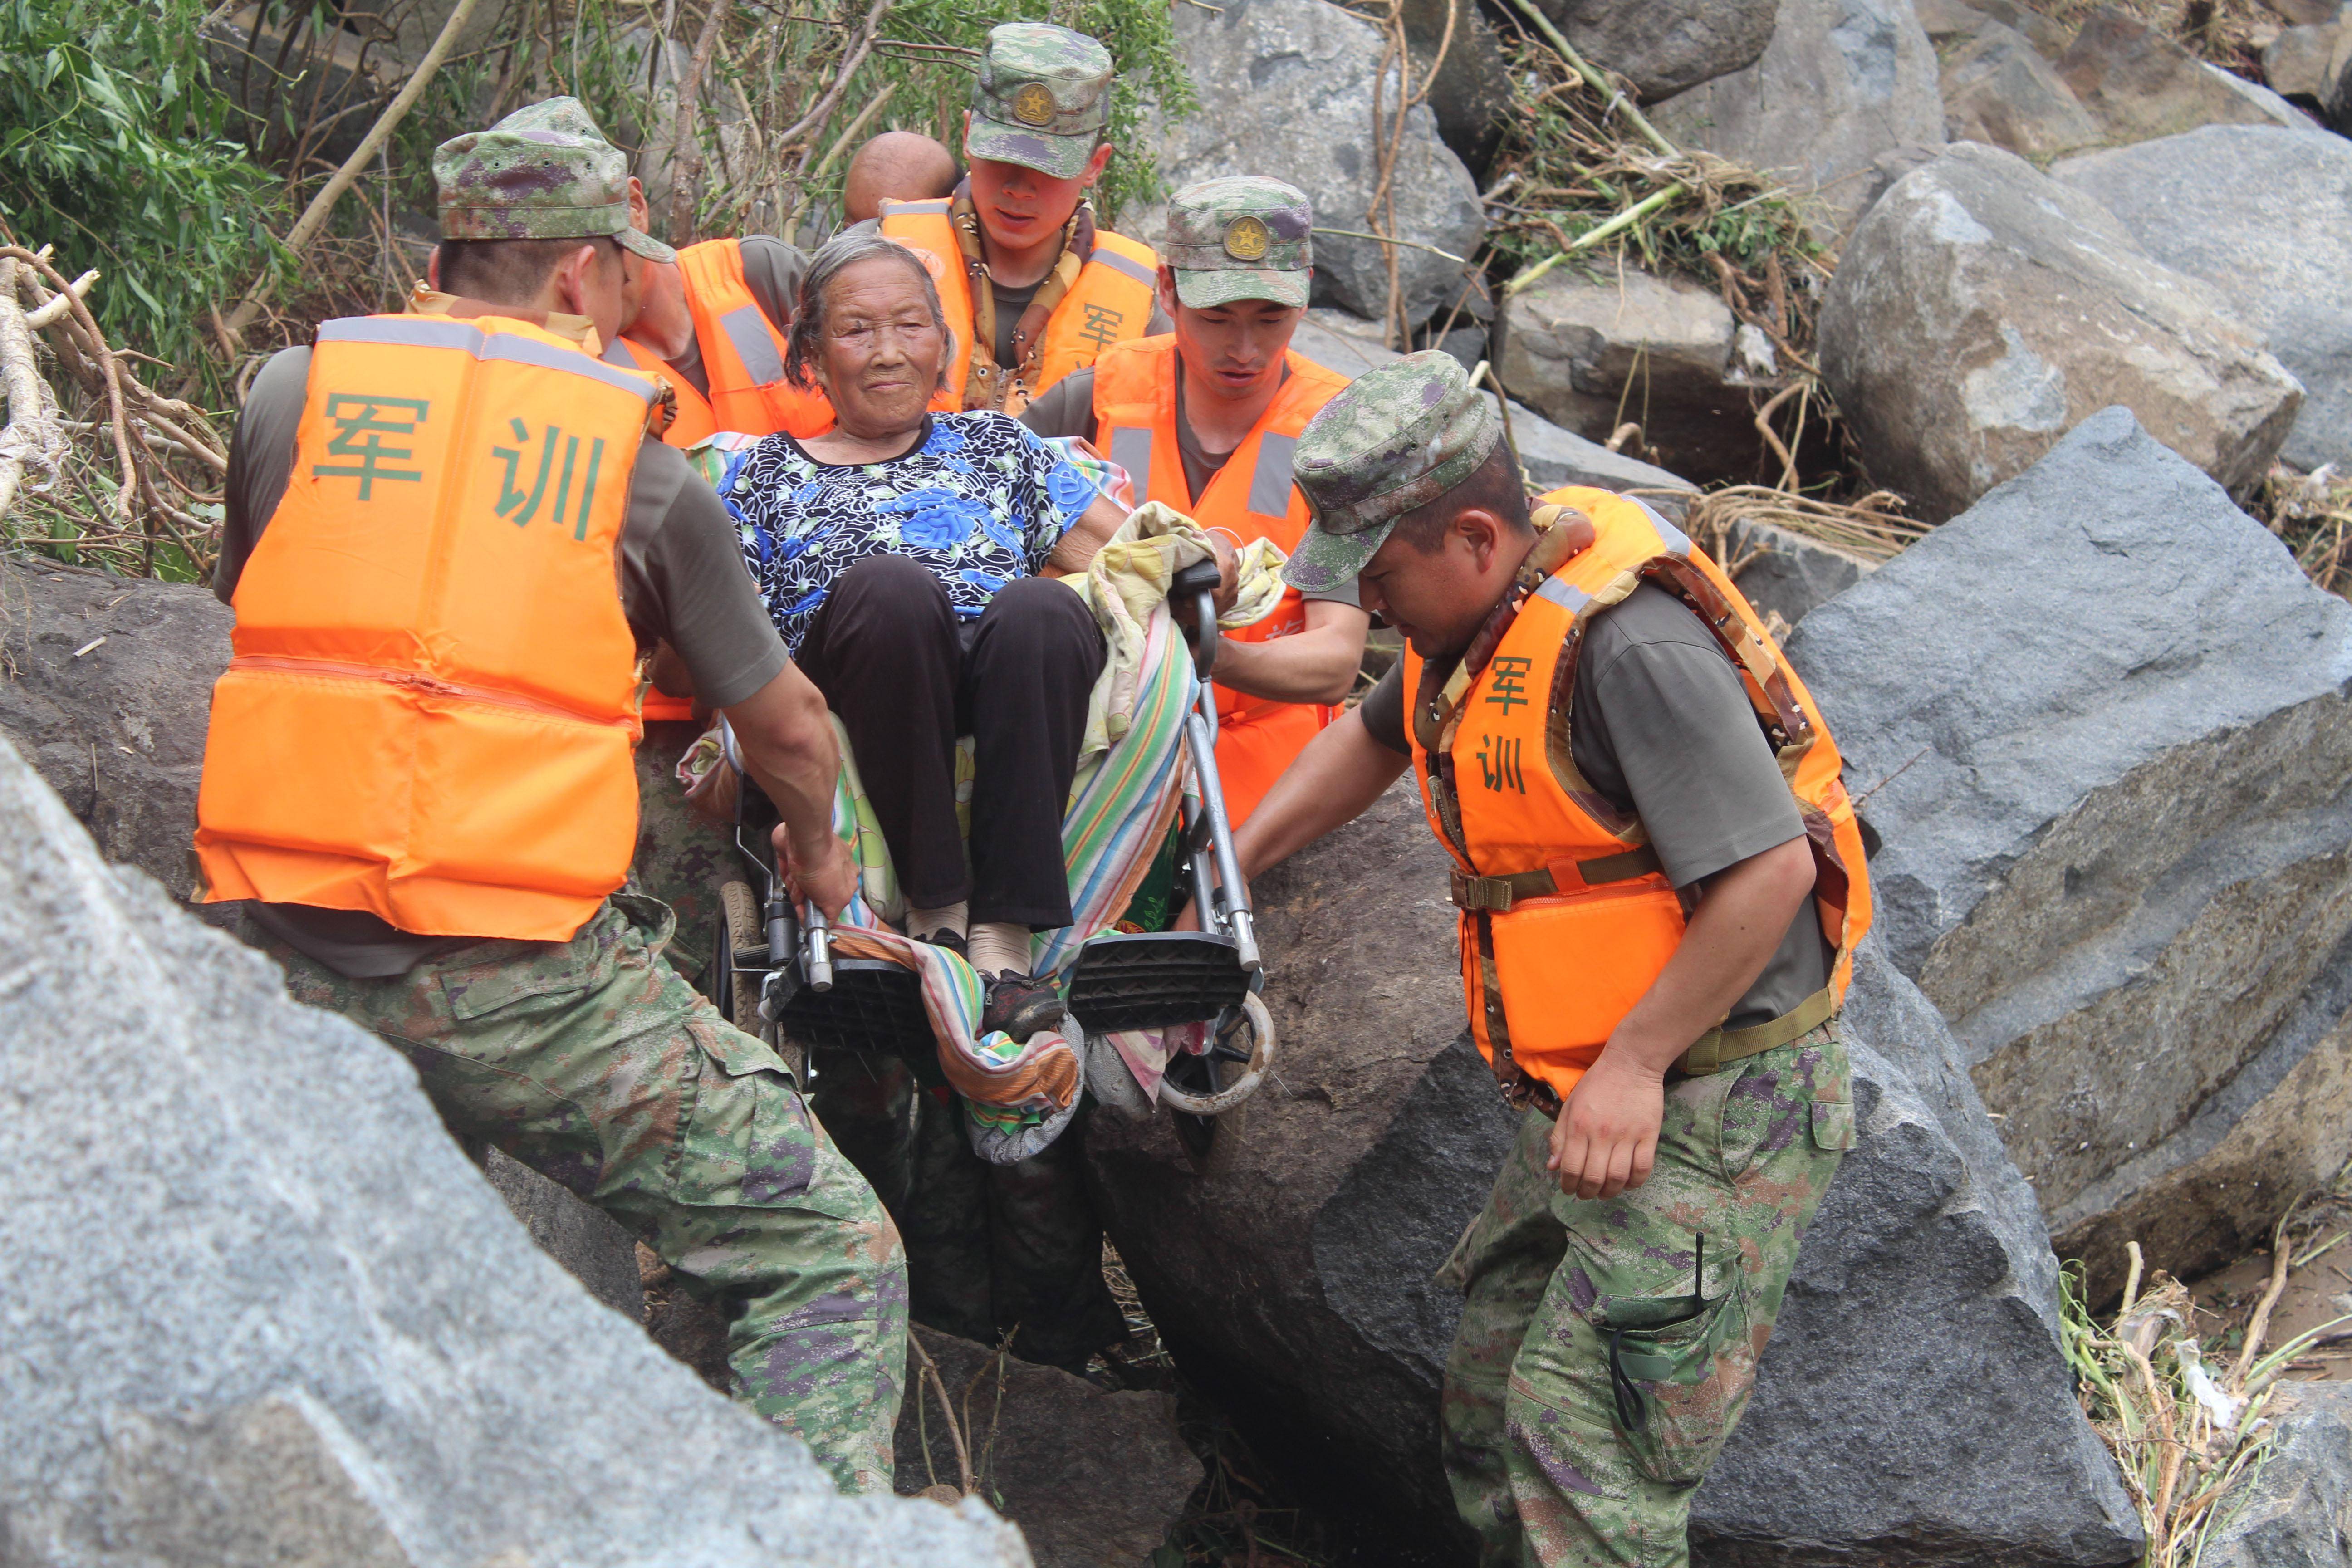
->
[1359, 582, 1829, 1030]
[215, 341, 790, 976]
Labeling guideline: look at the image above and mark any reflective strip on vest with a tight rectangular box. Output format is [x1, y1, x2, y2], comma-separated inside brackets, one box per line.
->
[1088, 247, 1157, 287]
[1109, 427, 1154, 496]
[1248, 432, 1298, 519]
[717, 303, 788, 386]
[194, 311, 651, 943]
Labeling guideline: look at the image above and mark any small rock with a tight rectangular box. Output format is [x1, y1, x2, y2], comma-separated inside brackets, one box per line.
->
[1156, 0, 1485, 328]
[1819, 142, 2302, 521]
[2263, 0, 2343, 28]
[1650, 0, 1947, 233]
[1785, 407, 2352, 1298]
[1726, 519, 1878, 629]
[1940, 21, 2105, 157]
[2054, 124, 2352, 472]
[1498, 263, 1759, 481]
[2057, 8, 2309, 140]
[894, 1328, 1200, 1568]
[2263, 20, 2343, 98]
[2318, 15, 2352, 132]
[1400, 0, 1515, 176]
[2197, 1381, 2352, 1568]
[1531, 0, 1779, 100]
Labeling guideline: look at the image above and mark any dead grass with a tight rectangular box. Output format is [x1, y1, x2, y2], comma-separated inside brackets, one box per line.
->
[1684, 485, 1933, 571]
[2252, 463, 2352, 599]
[2014, 0, 2283, 75]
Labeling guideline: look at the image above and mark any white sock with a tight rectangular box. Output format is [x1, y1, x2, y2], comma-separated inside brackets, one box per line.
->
[968, 921, 1031, 978]
[906, 901, 968, 944]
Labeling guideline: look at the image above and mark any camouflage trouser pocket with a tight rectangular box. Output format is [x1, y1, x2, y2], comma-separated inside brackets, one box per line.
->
[675, 1017, 820, 1208]
[1591, 1243, 1756, 1486]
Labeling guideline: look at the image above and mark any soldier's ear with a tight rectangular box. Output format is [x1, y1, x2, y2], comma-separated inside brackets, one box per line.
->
[426, 245, 443, 291]
[1080, 141, 1113, 188]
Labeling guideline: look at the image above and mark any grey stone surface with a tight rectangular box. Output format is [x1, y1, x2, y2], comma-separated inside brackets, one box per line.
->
[1941, 21, 2104, 157]
[1400, 0, 1514, 176]
[2328, 23, 2352, 128]
[1532, 0, 1780, 100]
[2057, 9, 2309, 140]
[1154, 0, 1485, 329]
[894, 1328, 1200, 1568]
[0, 730, 1028, 1567]
[2054, 125, 2352, 473]
[1914, 0, 2074, 58]
[1819, 142, 2303, 522]
[1651, 0, 1947, 233]
[480, 1144, 646, 1321]
[0, 559, 230, 909]
[1498, 263, 1765, 483]
[2200, 1381, 2352, 1568]
[1784, 407, 2352, 1298]
[1289, 312, 1699, 513]
[1088, 775, 2141, 1563]
[2264, 20, 2344, 98]
[1726, 519, 1877, 629]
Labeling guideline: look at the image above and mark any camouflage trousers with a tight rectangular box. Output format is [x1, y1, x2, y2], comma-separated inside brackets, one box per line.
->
[629, 719, 733, 989]
[809, 1048, 1126, 1373]
[256, 894, 908, 1493]
[1440, 1026, 1854, 1567]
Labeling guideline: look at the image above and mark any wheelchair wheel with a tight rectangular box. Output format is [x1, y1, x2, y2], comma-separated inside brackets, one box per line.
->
[715, 879, 764, 1035]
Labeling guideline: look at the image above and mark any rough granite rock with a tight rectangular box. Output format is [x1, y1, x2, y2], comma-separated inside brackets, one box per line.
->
[2199, 1381, 2352, 1568]
[1531, 0, 1780, 100]
[1497, 264, 1767, 483]
[2264, 20, 2344, 99]
[1650, 0, 1946, 232]
[2053, 125, 2352, 473]
[1940, 21, 2104, 157]
[1784, 407, 2352, 1298]
[480, 1144, 646, 1321]
[1400, 0, 1514, 175]
[1725, 520, 1877, 630]
[0, 730, 1029, 1566]
[1155, 0, 1485, 328]
[1818, 142, 2303, 522]
[0, 559, 230, 907]
[2057, 8, 2311, 141]
[1289, 313, 1699, 512]
[1088, 777, 2141, 1563]
[893, 1328, 1201, 1568]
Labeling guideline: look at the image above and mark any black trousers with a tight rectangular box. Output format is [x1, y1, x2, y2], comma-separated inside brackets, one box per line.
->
[793, 554, 1106, 929]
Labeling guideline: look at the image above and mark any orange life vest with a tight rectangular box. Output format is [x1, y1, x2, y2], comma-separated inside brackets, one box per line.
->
[612, 238, 834, 449]
[878, 199, 1160, 412]
[1093, 335, 1352, 825]
[1403, 487, 1873, 1107]
[194, 313, 657, 942]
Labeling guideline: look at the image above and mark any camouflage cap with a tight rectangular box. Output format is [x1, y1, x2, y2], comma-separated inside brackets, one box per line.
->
[1163, 176, 1313, 309]
[434, 106, 676, 264]
[965, 24, 1114, 181]
[1284, 350, 1502, 593]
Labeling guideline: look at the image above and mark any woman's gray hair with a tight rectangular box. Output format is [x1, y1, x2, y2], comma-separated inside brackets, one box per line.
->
[783, 230, 956, 394]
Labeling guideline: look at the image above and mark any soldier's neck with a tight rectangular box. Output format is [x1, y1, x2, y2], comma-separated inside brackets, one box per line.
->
[410, 285, 596, 347]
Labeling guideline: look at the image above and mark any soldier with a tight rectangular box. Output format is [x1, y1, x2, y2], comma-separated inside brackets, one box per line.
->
[196, 116, 907, 1493]
[879, 23, 1171, 415]
[1022, 176, 1369, 826]
[1205, 353, 1872, 1564]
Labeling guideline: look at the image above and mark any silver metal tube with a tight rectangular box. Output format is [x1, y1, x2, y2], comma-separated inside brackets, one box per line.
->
[803, 900, 834, 992]
[1184, 706, 1260, 972]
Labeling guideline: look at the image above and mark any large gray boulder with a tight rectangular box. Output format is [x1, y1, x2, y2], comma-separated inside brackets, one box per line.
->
[1785, 407, 2352, 1300]
[0, 559, 230, 906]
[2056, 8, 2312, 142]
[1940, 21, 2104, 158]
[1497, 263, 1767, 484]
[1088, 778, 2141, 1563]
[1400, 0, 1515, 176]
[1532, 0, 1780, 100]
[1650, 0, 1946, 232]
[1156, 0, 1485, 329]
[2200, 1381, 2352, 1568]
[2054, 125, 2352, 473]
[1290, 312, 1700, 511]
[1724, 520, 1878, 630]
[0, 730, 1028, 1566]
[1819, 142, 2303, 522]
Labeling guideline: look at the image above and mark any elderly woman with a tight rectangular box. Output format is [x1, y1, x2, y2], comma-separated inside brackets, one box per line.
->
[725, 230, 1135, 1035]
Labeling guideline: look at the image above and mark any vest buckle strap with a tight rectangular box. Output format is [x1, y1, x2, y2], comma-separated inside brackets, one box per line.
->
[1450, 868, 1514, 912]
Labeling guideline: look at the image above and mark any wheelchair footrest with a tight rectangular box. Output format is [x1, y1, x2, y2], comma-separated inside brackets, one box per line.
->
[1065, 931, 1250, 1033]
[773, 957, 936, 1058]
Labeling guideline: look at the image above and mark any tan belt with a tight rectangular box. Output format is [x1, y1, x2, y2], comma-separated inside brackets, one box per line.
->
[1447, 846, 1662, 913]
[1678, 986, 1837, 1076]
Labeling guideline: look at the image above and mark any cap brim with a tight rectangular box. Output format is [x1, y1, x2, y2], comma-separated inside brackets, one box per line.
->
[1283, 515, 1396, 595]
[965, 115, 1096, 180]
[1174, 268, 1310, 310]
[617, 226, 677, 265]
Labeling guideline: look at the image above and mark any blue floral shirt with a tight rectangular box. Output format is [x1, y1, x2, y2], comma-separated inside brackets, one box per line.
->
[724, 412, 1096, 656]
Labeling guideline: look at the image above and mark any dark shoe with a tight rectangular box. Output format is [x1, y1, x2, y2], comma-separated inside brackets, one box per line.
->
[982, 970, 1065, 1039]
[914, 926, 967, 962]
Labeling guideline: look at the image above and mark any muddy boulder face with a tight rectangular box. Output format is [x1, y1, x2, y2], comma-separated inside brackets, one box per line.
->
[0, 730, 1029, 1568]
[1785, 406, 2352, 1301]
[1088, 780, 2140, 1563]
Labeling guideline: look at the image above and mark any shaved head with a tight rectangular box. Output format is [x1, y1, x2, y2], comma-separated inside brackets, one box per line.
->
[843, 131, 961, 223]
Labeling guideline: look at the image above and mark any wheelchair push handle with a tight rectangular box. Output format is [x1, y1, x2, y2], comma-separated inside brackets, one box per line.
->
[766, 849, 833, 994]
[1172, 557, 1222, 678]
